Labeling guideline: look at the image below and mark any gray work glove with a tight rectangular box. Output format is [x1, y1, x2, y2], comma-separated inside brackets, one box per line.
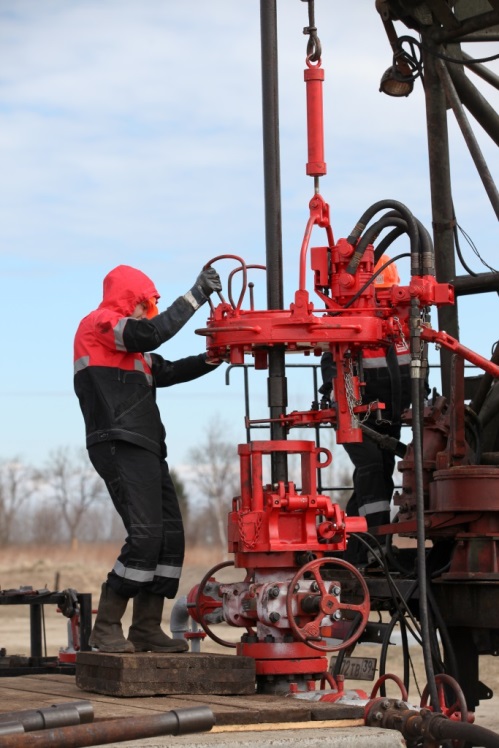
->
[186, 267, 223, 310]
[196, 267, 222, 297]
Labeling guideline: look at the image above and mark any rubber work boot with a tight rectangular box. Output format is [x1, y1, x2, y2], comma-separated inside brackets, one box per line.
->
[89, 582, 135, 653]
[127, 589, 189, 653]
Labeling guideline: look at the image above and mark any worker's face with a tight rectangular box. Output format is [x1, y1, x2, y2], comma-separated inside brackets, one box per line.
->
[131, 302, 148, 320]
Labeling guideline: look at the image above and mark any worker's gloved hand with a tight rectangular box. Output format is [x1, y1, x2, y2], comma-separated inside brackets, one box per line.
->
[186, 267, 223, 310]
[205, 349, 228, 366]
[196, 267, 222, 298]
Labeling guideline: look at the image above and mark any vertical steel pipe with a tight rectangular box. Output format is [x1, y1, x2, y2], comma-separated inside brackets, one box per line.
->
[422, 45, 460, 398]
[260, 0, 287, 482]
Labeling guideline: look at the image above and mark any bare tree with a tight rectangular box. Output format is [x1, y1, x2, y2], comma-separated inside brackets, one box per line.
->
[0, 459, 40, 545]
[42, 448, 108, 548]
[29, 502, 64, 545]
[187, 418, 240, 555]
[170, 467, 189, 525]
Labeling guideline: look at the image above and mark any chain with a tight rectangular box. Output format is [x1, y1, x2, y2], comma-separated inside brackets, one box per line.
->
[393, 316, 408, 349]
[345, 355, 386, 425]
[301, 0, 322, 62]
[238, 512, 263, 550]
[344, 356, 361, 425]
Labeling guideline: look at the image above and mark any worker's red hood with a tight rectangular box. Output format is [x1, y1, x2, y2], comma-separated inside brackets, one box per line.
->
[98, 265, 160, 317]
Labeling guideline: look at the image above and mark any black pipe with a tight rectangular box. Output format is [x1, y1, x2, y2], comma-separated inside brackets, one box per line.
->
[453, 272, 499, 296]
[0, 703, 93, 734]
[260, 0, 287, 483]
[445, 53, 499, 148]
[430, 716, 499, 747]
[0, 707, 215, 748]
[437, 59, 499, 218]
[433, 8, 499, 43]
[422, 45, 459, 398]
[463, 51, 499, 91]
[360, 423, 407, 458]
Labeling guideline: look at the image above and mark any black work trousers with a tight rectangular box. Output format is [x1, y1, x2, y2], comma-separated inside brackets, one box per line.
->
[88, 440, 184, 599]
[343, 422, 400, 565]
[343, 364, 410, 564]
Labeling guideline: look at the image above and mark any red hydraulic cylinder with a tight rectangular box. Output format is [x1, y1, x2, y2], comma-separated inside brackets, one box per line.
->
[304, 60, 326, 177]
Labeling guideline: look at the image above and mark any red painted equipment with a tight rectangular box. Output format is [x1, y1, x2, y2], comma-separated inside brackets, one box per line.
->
[190, 4, 499, 701]
[188, 440, 370, 690]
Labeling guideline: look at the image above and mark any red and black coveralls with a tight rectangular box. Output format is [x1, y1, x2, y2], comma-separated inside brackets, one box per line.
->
[321, 343, 411, 565]
[74, 265, 217, 598]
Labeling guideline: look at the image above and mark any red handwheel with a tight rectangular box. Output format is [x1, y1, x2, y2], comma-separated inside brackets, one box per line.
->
[286, 557, 370, 652]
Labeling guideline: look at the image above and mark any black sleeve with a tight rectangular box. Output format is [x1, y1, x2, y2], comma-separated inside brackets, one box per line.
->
[122, 295, 201, 353]
[319, 351, 337, 396]
[151, 352, 220, 388]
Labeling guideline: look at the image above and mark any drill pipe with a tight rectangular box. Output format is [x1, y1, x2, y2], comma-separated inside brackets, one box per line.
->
[0, 706, 215, 748]
[0, 701, 93, 734]
[365, 699, 499, 748]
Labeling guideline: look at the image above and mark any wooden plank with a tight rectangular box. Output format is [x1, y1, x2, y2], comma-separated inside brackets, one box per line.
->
[0, 673, 365, 727]
[75, 651, 256, 697]
[76, 652, 254, 672]
[211, 720, 366, 732]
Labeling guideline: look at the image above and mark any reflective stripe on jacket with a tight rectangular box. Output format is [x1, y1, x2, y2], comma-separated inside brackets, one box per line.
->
[73, 265, 215, 457]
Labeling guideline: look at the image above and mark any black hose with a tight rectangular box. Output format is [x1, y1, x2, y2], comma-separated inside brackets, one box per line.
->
[345, 200, 422, 276]
[354, 215, 409, 261]
[372, 214, 434, 269]
[431, 717, 499, 747]
[379, 608, 411, 695]
[383, 211, 434, 264]
[425, 585, 460, 683]
[374, 226, 405, 262]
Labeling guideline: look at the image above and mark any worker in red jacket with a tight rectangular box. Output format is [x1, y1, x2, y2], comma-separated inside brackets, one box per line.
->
[320, 257, 411, 566]
[74, 263, 222, 653]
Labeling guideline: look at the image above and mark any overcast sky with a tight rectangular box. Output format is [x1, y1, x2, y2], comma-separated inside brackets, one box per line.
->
[1, 1, 497, 473]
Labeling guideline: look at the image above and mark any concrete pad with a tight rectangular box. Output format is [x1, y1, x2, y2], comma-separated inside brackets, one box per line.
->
[92, 724, 406, 748]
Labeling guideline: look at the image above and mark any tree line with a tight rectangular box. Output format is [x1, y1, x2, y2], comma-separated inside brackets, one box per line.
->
[0, 419, 351, 549]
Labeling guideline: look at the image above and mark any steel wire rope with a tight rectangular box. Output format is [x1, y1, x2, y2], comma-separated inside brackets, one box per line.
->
[456, 221, 498, 274]
[348, 533, 424, 648]
[351, 536, 454, 701]
[344, 534, 432, 700]
[349, 531, 461, 695]
[379, 604, 412, 696]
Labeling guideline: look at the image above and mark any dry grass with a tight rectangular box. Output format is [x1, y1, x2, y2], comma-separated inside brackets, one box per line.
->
[1, 543, 498, 733]
[0, 542, 224, 598]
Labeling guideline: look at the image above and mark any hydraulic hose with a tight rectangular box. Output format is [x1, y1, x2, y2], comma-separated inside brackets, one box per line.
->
[345, 199, 422, 276]
[354, 215, 409, 261]
[374, 226, 406, 261]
